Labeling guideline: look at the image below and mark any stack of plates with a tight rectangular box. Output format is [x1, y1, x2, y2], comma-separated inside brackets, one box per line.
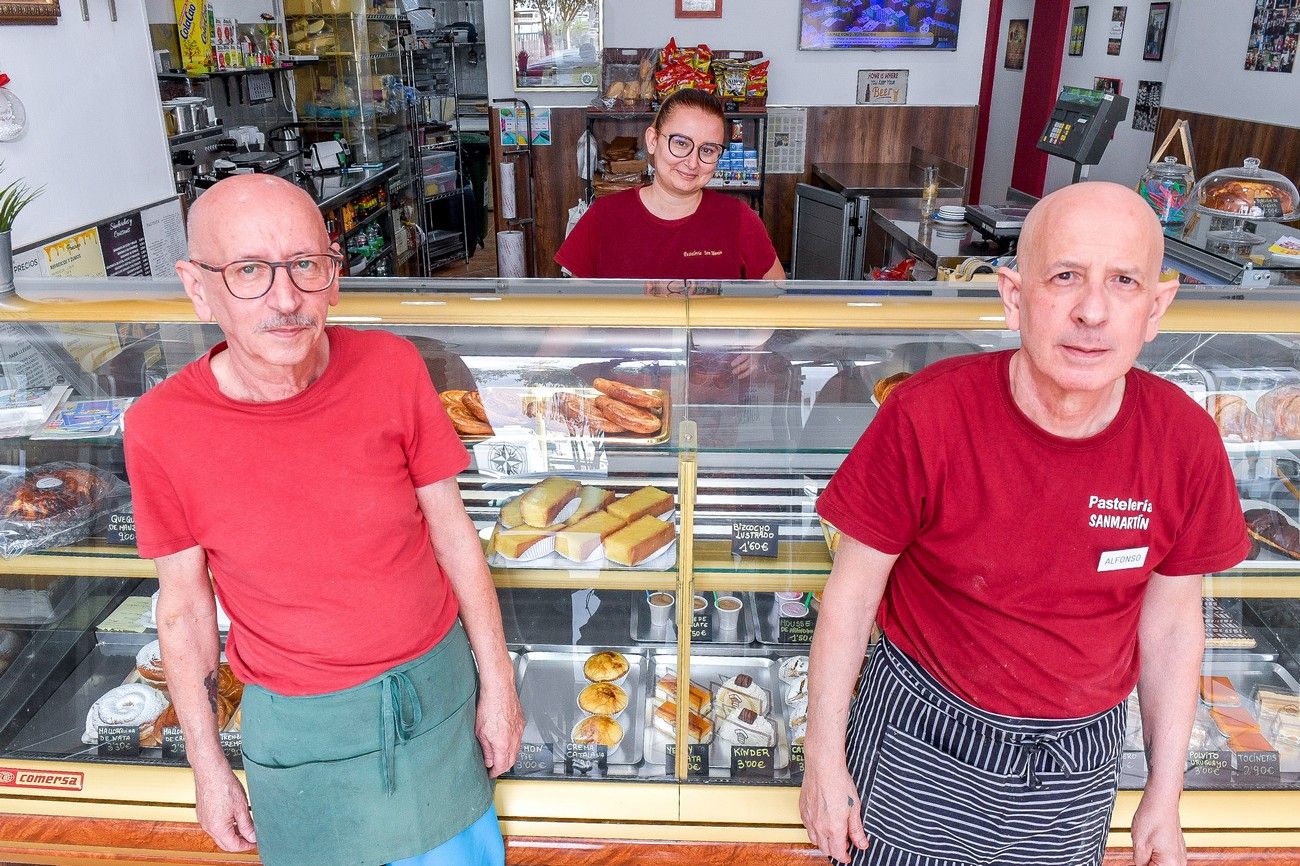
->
[933, 205, 966, 224]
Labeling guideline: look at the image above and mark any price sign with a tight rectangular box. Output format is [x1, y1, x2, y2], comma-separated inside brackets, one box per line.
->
[730, 745, 775, 779]
[690, 612, 711, 641]
[513, 741, 553, 776]
[1231, 749, 1280, 783]
[161, 726, 187, 761]
[97, 725, 140, 758]
[105, 510, 137, 546]
[789, 743, 806, 779]
[778, 616, 815, 645]
[220, 731, 243, 768]
[563, 742, 608, 776]
[665, 743, 709, 778]
[731, 520, 779, 558]
[1184, 749, 1231, 785]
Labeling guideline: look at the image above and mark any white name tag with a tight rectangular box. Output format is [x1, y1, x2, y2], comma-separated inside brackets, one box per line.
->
[1098, 546, 1149, 572]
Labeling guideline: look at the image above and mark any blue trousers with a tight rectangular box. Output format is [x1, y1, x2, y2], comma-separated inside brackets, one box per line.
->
[388, 806, 505, 866]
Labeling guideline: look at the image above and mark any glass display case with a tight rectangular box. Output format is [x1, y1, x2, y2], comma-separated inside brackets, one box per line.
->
[0, 277, 1296, 860]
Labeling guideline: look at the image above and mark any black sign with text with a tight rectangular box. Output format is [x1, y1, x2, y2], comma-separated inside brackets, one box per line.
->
[778, 616, 816, 645]
[1184, 749, 1231, 785]
[730, 745, 776, 779]
[665, 743, 709, 778]
[731, 520, 779, 558]
[690, 612, 711, 641]
[563, 742, 608, 776]
[1231, 748, 1280, 784]
[97, 725, 140, 758]
[513, 741, 553, 776]
[161, 726, 187, 761]
[789, 743, 805, 779]
[105, 510, 137, 546]
[220, 731, 243, 768]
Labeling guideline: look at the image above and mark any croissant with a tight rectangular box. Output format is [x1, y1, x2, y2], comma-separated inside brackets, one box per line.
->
[1257, 385, 1300, 440]
[1208, 393, 1265, 443]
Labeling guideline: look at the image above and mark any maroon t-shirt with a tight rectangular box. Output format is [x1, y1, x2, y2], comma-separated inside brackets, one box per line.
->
[555, 187, 779, 279]
[818, 350, 1250, 718]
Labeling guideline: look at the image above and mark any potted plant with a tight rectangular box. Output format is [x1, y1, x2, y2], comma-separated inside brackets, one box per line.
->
[0, 162, 43, 293]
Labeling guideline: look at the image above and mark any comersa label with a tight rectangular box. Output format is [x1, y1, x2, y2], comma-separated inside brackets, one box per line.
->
[0, 768, 85, 791]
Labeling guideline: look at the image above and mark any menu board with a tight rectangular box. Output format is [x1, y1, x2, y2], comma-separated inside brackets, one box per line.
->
[13, 197, 186, 281]
[97, 213, 149, 277]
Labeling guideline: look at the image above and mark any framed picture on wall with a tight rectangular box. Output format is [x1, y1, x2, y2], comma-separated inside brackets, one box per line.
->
[1069, 6, 1090, 56]
[1093, 76, 1122, 95]
[1005, 18, 1029, 69]
[1143, 2, 1171, 61]
[511, 0, 603, 90]
[1107, 6, 1127, 55]
[1134, 79, 1163, 131]
[676, 0, 722, 18]
[0, 0, 59, 23]
[1243, 0, 1297, 73]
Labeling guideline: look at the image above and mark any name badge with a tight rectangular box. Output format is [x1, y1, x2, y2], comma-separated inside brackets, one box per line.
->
[1098, 546, 1149, 572]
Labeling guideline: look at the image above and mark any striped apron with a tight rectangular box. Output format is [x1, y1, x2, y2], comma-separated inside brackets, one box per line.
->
[240, 621, 495, 866]
[844, 637, 1126, 866]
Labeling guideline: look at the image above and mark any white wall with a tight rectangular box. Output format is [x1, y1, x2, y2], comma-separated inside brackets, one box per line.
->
[485, 0, 993, 107]
[1164, 1, 1299, 127]
[1044, 0, 1178, 193]
[2, 0, 175, 248]
[978, 0, 1033, 201]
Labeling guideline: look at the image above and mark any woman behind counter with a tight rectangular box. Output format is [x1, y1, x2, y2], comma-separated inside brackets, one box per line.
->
[556, 89, 785, 281]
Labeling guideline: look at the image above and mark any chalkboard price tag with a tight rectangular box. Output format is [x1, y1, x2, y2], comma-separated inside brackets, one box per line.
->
[105, 510, 137, 546]
[690, 612, 711, 642]
[666, 743, 709, 778]
[1119, 750, 1147, 781]
[1231, 748, 1280, 782]
[563, 742, 607, 776]
[220, 731, 243, 768]
[730, 745, 775, 779]
[513, 741, 553, 776]
[97, 725, 140, 757]
[731, 520, 779, 558]
[778, 616, 816, 645]
[161, 726, 187, 761]
[1184, 749, 1231, 785]
[789, 743, 806, 779]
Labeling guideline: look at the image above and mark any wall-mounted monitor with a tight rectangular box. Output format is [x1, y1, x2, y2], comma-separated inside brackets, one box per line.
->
[799, 0, 962, 50]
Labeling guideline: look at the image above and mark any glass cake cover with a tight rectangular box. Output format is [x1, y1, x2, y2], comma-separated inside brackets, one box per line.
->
[1190, 157, 1299, 246]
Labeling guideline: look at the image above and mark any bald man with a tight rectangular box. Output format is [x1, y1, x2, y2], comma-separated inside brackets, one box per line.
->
[800, 183, 1249, 866]
[123, 175, 520, 866]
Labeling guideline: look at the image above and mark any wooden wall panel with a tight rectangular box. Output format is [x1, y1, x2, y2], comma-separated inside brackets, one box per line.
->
[492, 105, 980, 278]
[1152, 108, 1300, 186]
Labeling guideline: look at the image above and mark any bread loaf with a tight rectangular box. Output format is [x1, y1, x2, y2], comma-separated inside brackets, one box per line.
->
[518, 477, 581, 528]
[607, 486, 674, 523]
[603, 514, 675, 566]
[555, 511, 625, 561]
[494, 525, 553, 559]
[593, 378, 662, 410]
[568, 486, 616, 523]
[593, 396, 661, 434]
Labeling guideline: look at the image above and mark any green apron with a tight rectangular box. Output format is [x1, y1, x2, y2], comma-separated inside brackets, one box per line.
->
[241, 621, 493, 866]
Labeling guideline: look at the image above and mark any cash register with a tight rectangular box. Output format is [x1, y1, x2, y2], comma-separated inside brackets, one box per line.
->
[1037, 85, 1131, 182]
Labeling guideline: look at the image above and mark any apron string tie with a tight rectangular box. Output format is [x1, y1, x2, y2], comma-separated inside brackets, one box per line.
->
[379, 671, 424, 795]
[1022, 735, 1078, 790]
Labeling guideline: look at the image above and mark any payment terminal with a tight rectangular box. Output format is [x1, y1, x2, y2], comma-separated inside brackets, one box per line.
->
[1038, 86, 1131, 182]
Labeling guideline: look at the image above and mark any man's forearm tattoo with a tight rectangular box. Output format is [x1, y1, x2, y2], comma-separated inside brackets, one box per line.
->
[204, 669, 218, 715]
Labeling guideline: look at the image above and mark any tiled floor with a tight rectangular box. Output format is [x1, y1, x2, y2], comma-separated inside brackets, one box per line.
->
[430, 224, 499, 279]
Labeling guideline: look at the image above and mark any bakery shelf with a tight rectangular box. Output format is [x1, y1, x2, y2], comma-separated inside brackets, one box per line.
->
[0, 546, 152, 580]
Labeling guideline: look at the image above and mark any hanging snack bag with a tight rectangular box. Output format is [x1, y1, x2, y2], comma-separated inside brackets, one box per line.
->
[746, 60, 770, 99]
[713, 58, 749, 101]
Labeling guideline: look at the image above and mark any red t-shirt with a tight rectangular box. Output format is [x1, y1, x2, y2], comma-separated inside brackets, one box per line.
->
[555, 187, 779, 279]
[124, 327, 469, 696]
[818, 350, 1250, 718]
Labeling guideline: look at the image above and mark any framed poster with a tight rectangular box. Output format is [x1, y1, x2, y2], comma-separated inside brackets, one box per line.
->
[1244, 0, 1298, 73]
[1143, 2, 1170, 61]
[1107, 6, 1127, 55]
[511, 0, 602, 90]
[0, 0, 59, 23]
[1005, 18, 1029, 69]
[856, 69, 909, 104]
[1134, 79, 1163, 131]
[676, 0, 722, 18]
[1093, 76, 1122, 95]
[1069, 6, 1090, 56]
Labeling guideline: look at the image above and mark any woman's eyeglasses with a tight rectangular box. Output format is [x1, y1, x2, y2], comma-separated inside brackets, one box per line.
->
[661, 133, 725, 165]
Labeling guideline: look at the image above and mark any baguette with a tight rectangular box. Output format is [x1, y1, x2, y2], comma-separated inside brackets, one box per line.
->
[603, 514, 675, 566]
[607, 486, 674, 523]
[593, 396, 661, 434]
[593, 378, 662, 411]
[518, 477, 581, 528]
[462, 391, 490, 423]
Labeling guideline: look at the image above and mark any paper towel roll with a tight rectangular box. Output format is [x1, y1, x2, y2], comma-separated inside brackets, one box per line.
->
[499, 161, 518, 220]
[497, 230, 527, 278]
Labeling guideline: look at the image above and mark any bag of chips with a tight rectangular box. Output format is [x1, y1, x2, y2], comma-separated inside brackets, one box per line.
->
[746, 59, 770, 99]
[713, 58, 748, 100]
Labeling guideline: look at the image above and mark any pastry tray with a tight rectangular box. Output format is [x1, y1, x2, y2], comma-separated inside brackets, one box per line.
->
[1204, 658, 1300, 705]
[646, 650, 790, 772]
[457, 386, 672, 447]
[488, 518, 679, 572]
[515, 648, 648, 767]
[630, 591, 755, 646]
[750, 592, 820, 647]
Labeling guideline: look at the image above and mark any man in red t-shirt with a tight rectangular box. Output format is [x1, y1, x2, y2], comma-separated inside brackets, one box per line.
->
[801, 183, 1249, 866]
[124, 175, 520, 866]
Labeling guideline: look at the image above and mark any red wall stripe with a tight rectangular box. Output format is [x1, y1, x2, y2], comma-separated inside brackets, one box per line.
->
[970, 0, 1006, 203]
[1011, 0, 1070, 196]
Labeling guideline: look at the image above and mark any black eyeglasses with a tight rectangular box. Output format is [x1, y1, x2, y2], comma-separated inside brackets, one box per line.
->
[660, 133, 725, 165]
[193, 253, 343, 300]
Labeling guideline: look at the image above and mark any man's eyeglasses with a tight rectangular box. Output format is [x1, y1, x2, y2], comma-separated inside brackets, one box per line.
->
[192, 253, 343, 300]
[661, 133, 725, 165]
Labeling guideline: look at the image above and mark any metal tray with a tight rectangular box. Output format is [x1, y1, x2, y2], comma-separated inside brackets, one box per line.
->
[516, 648, 648, 767]
[647, 651, 789, 771]
[456, 386, 672, 447]
[1205, 658, 1300, 704]
[750, 591, 819, 647]
[630, 591, 756, 646]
